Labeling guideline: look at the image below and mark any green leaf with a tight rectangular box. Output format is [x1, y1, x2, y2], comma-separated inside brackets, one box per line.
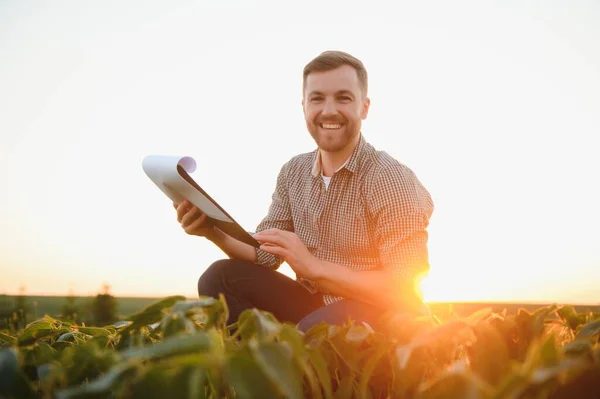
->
[166, 365, 209, 399]
[0, 348, 18, 392]
[357, 344, 389, 398]
[538, 332, 559, 367]
[545, 363, 600, 399]
[58, 340, 118, 386]
[55, 360, 139, 399]
[225, 347, 279, 399]
[308, 349, 333, 399]
[237, 309, 282, 341]
[159, 311, 197, 338]
[159, 354, 222, 373]
[467, 323, 511, 386]
[416, 362, 493, 399]
[51, 341, 74, 352]
[575, 319, 600, 341]
[37, 360, 62, 383]
[21, 342, 57, 367]
[56, 332, 80, 343]
[303, 322, 331, 348]
[171, 297, 218, 313]
[4, 370, 35, 399]
[0, 332, 16, 346]
[532, 304, 558, 318]
[557, 305, 588, 331]
[463, 307, 493, 325]
[395, 344, 414, 370]
[128, 366, 172, 399]
[17, 320, 70, 346]
[120, 295, 186, 334]
[563, 340, 593, 357]
[394, 344, 431, 391]
[334, 375, 354, 399]
[529, 356, 585, 386]
[77, 327, 114, 337]
[184, 366, 208, 399]
[326, 335, 362, 375]
[345, 325, 372, 343]
[530, 305, 557, 338]
[493, 372, 529, 399]
[121, 331, 217, 361]
[89, 334, 114, 349]
[520, 338, 543, 374]
[249, 340, 304, 399]
[279, 325, 324, 398]
[173, 296, 228, 327]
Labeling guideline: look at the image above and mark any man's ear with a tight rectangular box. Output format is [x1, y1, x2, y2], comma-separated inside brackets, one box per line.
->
[361, 97, 371, 120]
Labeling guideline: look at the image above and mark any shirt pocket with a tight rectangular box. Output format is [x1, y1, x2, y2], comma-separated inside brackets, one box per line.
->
[336, 209, 372, 257]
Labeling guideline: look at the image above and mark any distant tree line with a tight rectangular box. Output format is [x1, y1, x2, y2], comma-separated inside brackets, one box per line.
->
[0, 284, 119, 331]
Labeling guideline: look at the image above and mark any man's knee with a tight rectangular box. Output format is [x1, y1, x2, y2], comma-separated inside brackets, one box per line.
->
[296, 299, 381, 333]
[296, 315, 318, 333]
[197, 259, 235, 297]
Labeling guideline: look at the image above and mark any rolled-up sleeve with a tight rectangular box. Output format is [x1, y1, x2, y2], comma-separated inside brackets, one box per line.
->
[254, 162, 294, 269]
[369, 165, 434, 283]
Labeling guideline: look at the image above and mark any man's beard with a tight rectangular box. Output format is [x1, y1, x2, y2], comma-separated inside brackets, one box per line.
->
[307, 119, 361, 153]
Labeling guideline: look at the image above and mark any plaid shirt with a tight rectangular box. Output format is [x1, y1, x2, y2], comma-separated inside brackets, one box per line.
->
[255, 134, 434, 305]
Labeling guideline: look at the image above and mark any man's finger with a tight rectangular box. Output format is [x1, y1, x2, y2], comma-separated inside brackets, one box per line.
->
[254, 234, 288, 248]
[176, 201, 191, 222]
[184, 213, 207, 234]
[254, 228, 285, 237]
[181, 207, 203, 228]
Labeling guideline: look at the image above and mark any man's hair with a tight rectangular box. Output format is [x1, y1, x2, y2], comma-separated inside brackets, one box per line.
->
[303, 50, 368, 96]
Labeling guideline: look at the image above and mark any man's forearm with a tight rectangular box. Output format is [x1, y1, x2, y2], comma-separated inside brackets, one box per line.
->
[207, 228, 258, 263]
[313, 260, 420, 311]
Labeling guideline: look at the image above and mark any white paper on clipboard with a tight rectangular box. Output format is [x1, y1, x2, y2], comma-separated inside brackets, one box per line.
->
[141, 155, 232, 223]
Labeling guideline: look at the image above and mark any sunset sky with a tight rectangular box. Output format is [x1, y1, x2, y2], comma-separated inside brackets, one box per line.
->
[1, 1, 599, 304]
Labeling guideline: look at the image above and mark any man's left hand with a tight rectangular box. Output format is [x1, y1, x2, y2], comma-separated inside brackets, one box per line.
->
[252, 229, 323, 280]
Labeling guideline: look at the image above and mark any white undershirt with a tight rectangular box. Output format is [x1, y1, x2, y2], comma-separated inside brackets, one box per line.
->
[318, 152, 351, 191]
[322, 175, 332, 190]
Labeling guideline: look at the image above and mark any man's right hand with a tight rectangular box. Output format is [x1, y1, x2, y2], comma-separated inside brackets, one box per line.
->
[174, 199, 258, 263]
[174, 200, 217, 240]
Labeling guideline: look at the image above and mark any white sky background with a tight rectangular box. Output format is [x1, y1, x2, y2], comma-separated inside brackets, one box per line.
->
[1, 0, 599, 303]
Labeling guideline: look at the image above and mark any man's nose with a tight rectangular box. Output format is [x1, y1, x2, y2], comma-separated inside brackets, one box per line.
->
[322, 98, 338, 116]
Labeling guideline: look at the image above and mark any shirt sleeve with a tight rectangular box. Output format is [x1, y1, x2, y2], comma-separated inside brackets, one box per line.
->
[368, 164, 434, 284]
[254, 161, 294, 269]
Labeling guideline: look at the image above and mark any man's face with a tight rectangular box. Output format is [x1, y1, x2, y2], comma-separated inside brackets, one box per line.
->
[302, 65, 370, 153]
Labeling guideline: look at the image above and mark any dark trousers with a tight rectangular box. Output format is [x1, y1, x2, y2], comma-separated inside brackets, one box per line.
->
[197, 259, 389, 333]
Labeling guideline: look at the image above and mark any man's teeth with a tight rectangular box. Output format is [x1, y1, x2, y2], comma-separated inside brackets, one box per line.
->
[321, 123, 342, 129]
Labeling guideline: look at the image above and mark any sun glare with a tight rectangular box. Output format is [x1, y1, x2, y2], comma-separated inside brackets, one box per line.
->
[420, 273, 478, 304]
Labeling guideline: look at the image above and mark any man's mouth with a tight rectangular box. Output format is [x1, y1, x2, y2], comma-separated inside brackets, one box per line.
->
[319, 123, 343, 130]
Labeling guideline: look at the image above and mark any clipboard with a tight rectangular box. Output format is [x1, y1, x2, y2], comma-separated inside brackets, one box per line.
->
[142, 155, 260, 248]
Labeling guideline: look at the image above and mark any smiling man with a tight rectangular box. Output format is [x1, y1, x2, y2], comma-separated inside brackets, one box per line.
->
[175, 50, 434, 332]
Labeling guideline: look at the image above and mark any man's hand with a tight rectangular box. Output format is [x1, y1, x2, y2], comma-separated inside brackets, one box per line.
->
[252, 229, 324, 280]
[174, 200, 217, 240]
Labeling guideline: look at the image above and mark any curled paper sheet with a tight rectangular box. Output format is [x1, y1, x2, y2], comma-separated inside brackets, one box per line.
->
[142, 154, 260, 248]
[142, 155, 232, 223]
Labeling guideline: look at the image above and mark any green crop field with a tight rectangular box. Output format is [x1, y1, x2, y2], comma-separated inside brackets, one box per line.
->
[1, 294, 598, 324]
[0, 295, 179, 324]
[1, 295, 599, 398]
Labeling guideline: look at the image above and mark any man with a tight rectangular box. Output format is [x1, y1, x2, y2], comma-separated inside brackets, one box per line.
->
[175, 50, 434, 332]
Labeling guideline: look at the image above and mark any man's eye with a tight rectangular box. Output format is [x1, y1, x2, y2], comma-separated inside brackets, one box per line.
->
[310, 97, 323, 102]
[338, 96, 352, 102]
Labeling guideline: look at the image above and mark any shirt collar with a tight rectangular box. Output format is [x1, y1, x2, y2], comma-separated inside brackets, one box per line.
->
[311, 133, 366, 177]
